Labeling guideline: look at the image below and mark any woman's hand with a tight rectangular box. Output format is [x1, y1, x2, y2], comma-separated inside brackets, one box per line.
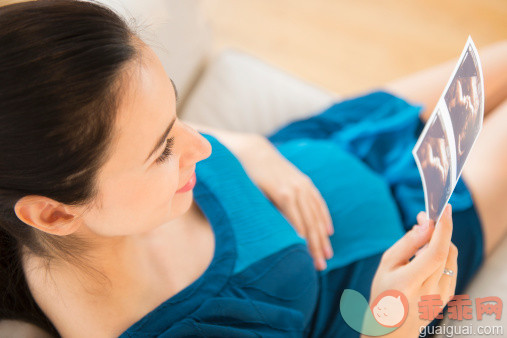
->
[367, 204, 457, 338]
[231, 134, 335, 271]
[183, 121, 334, 271]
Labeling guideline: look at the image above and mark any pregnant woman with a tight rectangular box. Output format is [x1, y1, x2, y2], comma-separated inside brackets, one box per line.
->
[1, 1, 507, 337]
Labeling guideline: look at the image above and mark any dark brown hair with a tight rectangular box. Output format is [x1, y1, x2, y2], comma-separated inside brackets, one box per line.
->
[0, 0, 140, 336]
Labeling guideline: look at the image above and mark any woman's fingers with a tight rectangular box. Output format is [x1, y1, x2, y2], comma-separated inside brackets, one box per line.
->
[296, 190, 327, 270]
[278, 192, 307, 239]
[276, 181, 333, 271]
[413, 212, 431, 258]
[438, 242, 458, 304]
[417, 211, 428, 226]
[414, 243, 429, 257]
[380, 217, 434, 270]
[309, 191, 333, 259]
[311, 186, 334, 235]
[423, 240, 454, 289]
[407, 204, 454, 281]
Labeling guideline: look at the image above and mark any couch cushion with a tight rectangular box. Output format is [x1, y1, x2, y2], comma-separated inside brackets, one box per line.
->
[179, 49, 339, 135]
[434, 239, 507, 338]
[95, 0, 211, 103]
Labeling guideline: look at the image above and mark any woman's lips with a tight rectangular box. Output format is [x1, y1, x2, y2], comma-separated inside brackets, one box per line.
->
[176, 172, 196, 193]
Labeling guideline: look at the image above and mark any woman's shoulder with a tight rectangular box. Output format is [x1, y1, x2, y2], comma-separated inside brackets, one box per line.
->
[194, 133, 310, 274]
[20, 206, 216, 338]
[21, 252, 117, 337]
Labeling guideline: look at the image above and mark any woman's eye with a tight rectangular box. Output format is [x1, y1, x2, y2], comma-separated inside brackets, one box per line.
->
[155, 136, 175, 164]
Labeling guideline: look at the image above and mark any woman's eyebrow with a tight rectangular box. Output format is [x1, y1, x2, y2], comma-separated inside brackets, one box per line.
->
[144, 78, 179, 164]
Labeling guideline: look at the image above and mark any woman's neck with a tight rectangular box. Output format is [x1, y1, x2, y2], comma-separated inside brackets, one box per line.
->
[25, 205, 197, 295]
[21, 200, 212, 336]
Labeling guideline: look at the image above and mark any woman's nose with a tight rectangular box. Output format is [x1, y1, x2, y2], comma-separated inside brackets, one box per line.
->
[177, 121, 212, 167]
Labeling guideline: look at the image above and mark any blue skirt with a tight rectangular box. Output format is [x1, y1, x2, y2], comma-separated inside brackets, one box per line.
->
[266, 90, 485, 337]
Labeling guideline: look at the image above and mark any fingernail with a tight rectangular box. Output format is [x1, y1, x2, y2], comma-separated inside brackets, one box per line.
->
[421, 219, 429, 229]
[325, 244, 334, 259]
[319, 258, 327, 270]
[423, 212, 429, 222]
[415, 221, 428, 232]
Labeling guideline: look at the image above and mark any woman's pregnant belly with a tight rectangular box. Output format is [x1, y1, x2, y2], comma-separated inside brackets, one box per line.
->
[274, 138, 406, 273]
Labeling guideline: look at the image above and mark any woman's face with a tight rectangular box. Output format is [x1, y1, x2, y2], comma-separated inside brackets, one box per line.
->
[80, 42, 212, 238]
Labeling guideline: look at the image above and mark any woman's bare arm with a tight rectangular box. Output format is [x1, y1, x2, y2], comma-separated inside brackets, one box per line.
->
[183, 120, 263, 158]
[183, 119, 335, 269]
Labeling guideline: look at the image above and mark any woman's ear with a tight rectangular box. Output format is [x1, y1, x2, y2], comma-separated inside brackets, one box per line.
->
[14, 195, 81, 236]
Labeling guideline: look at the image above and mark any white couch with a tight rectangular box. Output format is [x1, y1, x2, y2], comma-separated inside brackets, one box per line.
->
[1, 0, 505, 337]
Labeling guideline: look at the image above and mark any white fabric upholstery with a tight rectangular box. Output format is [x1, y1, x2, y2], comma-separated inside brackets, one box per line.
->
[179, 49, 339, 136]
[94, 0, 212, 102]
[434, 240, 507, 337]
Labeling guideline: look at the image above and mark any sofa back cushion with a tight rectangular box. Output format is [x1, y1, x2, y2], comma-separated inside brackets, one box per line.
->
[95, 0, 211, 103]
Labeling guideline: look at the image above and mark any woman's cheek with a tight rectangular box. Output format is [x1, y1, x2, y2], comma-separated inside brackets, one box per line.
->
[151, 159, 181, 204]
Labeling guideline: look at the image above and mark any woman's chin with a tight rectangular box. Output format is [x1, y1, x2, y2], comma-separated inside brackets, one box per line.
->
[171, 190, 195, 216]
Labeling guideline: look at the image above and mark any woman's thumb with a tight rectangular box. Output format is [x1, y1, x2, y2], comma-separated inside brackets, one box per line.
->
[381, 214, 434, 268]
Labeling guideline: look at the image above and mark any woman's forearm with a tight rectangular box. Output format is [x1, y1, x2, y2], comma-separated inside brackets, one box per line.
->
[184, 120, 266, 158]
